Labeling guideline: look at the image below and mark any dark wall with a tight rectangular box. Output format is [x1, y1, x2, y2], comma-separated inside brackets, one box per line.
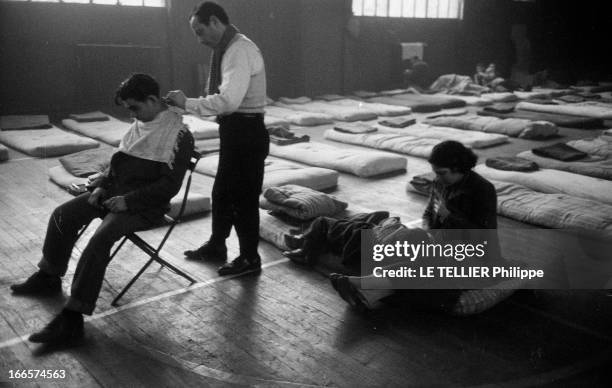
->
[0, 2, 169, 117]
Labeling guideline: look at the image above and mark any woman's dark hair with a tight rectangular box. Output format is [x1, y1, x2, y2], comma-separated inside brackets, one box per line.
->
[192, 1, 229, 25]
[428, 140, 478, 173]
[114, 73, 160, 105]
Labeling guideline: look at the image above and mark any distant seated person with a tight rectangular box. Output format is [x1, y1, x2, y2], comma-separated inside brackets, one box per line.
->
[10, 73, 194, 345]
[475, 62, 518, 92]
[327, 141, 506, 313]
[403, 56, 430, 90]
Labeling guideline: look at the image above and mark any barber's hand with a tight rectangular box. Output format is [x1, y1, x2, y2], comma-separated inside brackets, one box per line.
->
[103, 196, 128, 213]
[164, 90, 187, 109]
[88, 187, 107, 209]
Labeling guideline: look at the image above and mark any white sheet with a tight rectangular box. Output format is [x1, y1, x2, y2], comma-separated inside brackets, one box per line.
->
[377, 123, 508, 148]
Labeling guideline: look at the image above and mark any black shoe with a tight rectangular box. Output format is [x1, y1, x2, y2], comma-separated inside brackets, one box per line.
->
[218, 255, 261, 276]
[283, 234, 304, 250]
[282, 249, 311, 265]
[184, 240, 227, 261]
[10, 271, 61, 296]
[29, 309, 84, 344]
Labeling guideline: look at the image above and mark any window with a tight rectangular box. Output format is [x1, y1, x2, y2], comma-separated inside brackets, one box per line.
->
[4, 0, 165, 7]
[352, 0, 464, 19]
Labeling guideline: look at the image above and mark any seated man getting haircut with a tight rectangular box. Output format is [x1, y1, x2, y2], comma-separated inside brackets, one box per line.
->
[11, 73, 194, 344]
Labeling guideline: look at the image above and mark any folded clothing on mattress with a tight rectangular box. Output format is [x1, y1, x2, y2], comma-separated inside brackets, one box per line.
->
[477, 108, 604, 129]
[260, 184, 348, 221]
[516, 101, 612, 119]
[275, 100, 378, 122]
[269, 141, 407, 177]
[325, 129, 438, 159]
[181, 114, 219, 140]
[566, 136, 612, 157]
[62, 115, 131, 146]
[333, 122, 377, 134]
[474, 164, 612, 205]
[517, 150, 612, 180]
[328, 98, 412, 117]
[423, 115, 558, 139]
[68, 111, 110, 123]
[0, 144, 9, 162]
[267, 126, 309, 145]
[265, 105, 333, 126]
[486, 157, 539, 172]
[1, 115, 52, 130]
[59, 147, 114, 177]
[407, 172, 436, 196]
[195, 154, 339, 191]
[532, 143, 587, 161]
[48, 165, 210, 218]
[378, 123, 509, 148]
[378, 115, 416, 128]
[0, 126, 99, 157]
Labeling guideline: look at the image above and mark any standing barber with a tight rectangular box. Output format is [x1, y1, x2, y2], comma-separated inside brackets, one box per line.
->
[165, 1, 269, 276]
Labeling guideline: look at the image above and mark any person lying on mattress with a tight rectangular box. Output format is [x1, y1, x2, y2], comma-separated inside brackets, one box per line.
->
[10, 73, 194, 345]
[286, 141, 506, 313]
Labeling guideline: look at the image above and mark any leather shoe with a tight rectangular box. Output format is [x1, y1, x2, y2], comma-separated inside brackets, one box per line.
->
[184, 240, 227, 261]
[29, 309, 84, 344]
[11, 271, 61, 296]
[282, 249, 311, 265]
[218, 255, 261, 276]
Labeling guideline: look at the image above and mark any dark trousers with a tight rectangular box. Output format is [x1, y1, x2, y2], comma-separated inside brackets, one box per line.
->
[211, 113, 269, 257]
[38, 193, 154, 314]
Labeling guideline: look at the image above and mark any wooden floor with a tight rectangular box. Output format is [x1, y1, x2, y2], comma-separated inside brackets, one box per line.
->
[1, 109, 612, 387]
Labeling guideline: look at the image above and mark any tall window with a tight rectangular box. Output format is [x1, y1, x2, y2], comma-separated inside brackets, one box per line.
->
[353, 0, 464, 19]
[3, 0, 165, 7]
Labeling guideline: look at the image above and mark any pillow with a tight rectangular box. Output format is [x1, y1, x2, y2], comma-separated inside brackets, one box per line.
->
[260, 184, 348, 220]
[485, 157, 539, 172]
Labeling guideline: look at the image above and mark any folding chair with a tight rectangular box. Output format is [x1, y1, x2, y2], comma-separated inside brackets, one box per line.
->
[76, 150, 202, 306]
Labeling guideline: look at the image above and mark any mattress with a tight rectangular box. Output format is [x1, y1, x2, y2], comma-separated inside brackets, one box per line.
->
[477, 108, 605, 129]
[516, 101, 612, 119]
[0, 144, 8, 162]
[494, 180, 612, 235]
[327, 98, 411, 117]
[275, 100, 378, 122]
[48, 165, 210, 219]
[566, 137, 612, 157]
[194, 154, 339, 191]
[181, 114, 219, 140]
[517, 150, 612, 180]
[480, 92, 519, 103]
[0, 126, 99, 157]
[265, 106, 333, 126]
[368, 93, 466, 113]
[269, 141, 407, 177]
[1, 115, 52, 130]
[474, 164, 612, 205]
[431, 94, 492, 106]
[376, 123, 509, 148]
[423, 115, 558, 139]
[62, 115, 131, 146]
[324, 129, 438, 158]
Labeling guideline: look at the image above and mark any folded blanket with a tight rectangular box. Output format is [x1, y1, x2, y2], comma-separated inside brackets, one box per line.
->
[408, 172, 436, 196]
[378, 115, 416, 128]
[333, 122, 377, 134]
[486, 157, 539, 172]
[279, 96, 312, 105]
[267, 125, 309, 145]
[68, 111, 110, 123]
[59, 147, 114, 177]
[260, 184, 348, 221]
[517, 150, 612, 180]
[1, 115, 52, 130]
[566, 137, 612, 157]
[532, 143, 587, 162]
[477, 108, 605, 129]
[482, 103, 516, 114]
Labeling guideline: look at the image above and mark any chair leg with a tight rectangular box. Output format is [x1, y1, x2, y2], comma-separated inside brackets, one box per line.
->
[111, 257, 156, 307]
[155, 256, 197, 284]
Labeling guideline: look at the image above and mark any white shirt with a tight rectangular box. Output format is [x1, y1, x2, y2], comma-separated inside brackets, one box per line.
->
[185, 34, 266, 116]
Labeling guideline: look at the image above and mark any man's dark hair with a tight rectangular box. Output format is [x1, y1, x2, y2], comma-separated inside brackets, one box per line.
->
[428, 140, 478, 173]
[191, 1, 229, 25]
[114, 73, 160, 105]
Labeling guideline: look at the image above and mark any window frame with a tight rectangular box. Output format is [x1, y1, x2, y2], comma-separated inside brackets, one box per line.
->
[352, 0, 464, 20]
